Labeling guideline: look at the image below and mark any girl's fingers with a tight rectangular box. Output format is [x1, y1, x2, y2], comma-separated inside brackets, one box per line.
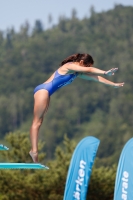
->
[115, 82, 124, 88]
[105, 68, 118, 76]
[112, 68, 118, 72]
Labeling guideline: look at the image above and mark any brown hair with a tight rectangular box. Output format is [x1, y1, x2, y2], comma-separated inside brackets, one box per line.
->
[60, 53, 94, 66]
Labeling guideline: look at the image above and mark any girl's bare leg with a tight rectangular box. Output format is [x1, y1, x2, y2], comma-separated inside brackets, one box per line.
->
[29, 89, 50, 163]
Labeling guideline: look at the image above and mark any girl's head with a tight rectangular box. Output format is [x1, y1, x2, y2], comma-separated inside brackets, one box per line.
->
[60, 53, 94, 67]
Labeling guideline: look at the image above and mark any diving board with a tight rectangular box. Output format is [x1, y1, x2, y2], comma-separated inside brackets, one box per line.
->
[0, 144, 9, 150]
[0, 163, 49, 169]
[0, 144, 49, 169]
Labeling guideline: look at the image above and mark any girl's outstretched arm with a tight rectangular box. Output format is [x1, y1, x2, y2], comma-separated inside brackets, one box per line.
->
[78, 73, 124, 88]
[86, 68, 118, 76]
[66, 63, 118, 75]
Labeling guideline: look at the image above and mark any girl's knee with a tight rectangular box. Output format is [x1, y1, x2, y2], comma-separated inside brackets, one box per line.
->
[32, 117, 43, 129]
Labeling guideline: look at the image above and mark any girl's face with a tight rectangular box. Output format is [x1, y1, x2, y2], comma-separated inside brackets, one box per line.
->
[87, 63, 93, 67]
[79, 60, 93, 67]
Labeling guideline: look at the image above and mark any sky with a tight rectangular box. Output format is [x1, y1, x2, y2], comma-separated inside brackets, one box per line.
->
[0, 0, 133, 32]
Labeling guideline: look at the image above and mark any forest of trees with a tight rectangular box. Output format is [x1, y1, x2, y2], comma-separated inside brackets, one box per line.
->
[0, 4, 133, 199]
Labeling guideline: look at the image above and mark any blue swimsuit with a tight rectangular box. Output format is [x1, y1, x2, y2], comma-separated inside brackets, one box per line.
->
[34, 70, 78, 96]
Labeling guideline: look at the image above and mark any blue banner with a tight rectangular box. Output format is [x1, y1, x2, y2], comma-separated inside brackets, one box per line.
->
[114, 138, 133, 200]
[63, 136, 100, 200]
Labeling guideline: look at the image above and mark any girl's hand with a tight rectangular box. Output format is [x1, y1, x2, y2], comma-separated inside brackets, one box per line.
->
[104, 68, 118, 76]
[114, 82, 124, 88]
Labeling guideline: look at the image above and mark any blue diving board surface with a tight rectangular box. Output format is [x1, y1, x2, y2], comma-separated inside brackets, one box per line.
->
[0, 163, 49, 169]
[0, 144, 9, 150]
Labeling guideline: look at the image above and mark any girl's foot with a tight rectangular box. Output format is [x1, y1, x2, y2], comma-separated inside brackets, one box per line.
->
[29, 151, 38, 163]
